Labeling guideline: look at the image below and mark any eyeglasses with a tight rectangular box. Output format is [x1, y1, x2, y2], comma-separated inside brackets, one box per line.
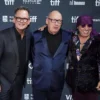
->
[81, 24, 92, 28]
[14, 16, 29, 22]
[48, 18, 62, 24]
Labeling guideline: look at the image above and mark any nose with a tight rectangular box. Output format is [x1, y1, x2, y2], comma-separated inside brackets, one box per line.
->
[55, 21, 59, 25]
[84, 25, 89, 30]
[20, 19, 24, 23]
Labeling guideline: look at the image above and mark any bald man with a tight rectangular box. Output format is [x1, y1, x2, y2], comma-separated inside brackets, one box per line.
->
[31, 10, 71, 100]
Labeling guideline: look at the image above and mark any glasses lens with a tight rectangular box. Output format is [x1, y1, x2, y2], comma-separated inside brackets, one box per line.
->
[81, 24, 85, 28]
[88, 24, 92, 27]
[15, 16, 29, 22]
[81, 24, 92, 28]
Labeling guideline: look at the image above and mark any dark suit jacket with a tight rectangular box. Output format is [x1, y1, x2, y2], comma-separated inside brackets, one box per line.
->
[0, 27, 32, 89]
[32, 29, 71, 90]
[66, 34, 100, 92]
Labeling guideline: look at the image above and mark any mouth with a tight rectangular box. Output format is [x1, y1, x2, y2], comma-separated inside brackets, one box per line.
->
[54, 27, 59, 30]
[83, 31, 90, 34]
[18, 23, 25, 26]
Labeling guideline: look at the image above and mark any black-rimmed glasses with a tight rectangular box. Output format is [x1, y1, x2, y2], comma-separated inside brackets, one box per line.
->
[81, 24, 92, 28]
[14, 16, 29, 22]
[48, 18, 62, 24]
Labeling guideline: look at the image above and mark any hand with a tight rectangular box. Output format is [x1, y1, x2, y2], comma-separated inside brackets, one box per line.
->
[96, 81, 100, 91]
[0, 85, 1, 92]
[38, 25, 47, 31]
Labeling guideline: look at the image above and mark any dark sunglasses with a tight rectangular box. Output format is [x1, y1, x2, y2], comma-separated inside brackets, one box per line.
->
[81, 24, 92, 28]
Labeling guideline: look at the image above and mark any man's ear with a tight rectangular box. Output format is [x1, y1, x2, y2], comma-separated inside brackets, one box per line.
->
[12, 18, 15, 23]
[28, 19, 31, 25]
[46, 18, 48, 25]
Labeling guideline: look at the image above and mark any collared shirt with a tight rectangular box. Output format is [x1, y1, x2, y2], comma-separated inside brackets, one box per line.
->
[14, 27, 26, 75]
[43, 27, 62, 56]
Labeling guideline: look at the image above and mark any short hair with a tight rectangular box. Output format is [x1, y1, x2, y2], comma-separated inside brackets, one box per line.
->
[14, 6, 30, 15]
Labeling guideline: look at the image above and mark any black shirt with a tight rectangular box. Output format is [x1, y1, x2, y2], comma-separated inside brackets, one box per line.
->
[14, 27, 26, 75]
[43, 27, 62, 56]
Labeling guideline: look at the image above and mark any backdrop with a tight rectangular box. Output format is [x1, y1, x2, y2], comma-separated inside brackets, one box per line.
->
[0, 0, 100, 100]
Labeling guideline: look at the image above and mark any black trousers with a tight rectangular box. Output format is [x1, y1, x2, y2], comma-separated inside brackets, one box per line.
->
[32, 87, 63, 100]
[0, 75, 24, 100]
[72, 91, 98, 100]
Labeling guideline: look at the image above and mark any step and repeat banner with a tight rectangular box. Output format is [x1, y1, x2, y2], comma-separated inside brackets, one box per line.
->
[0, 0, 100, 100]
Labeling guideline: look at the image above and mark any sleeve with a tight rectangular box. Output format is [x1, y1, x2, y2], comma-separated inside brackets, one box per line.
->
[29, 32, 34, 65]
[97, 36, 100, 81]
[0, 32, 5, 84]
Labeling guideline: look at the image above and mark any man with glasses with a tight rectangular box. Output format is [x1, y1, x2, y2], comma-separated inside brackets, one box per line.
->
[31, 10, 71, 100]
[0, 6, 31, 100]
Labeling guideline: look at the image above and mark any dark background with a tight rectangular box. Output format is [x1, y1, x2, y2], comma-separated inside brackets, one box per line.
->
[0, 0, 100, 100]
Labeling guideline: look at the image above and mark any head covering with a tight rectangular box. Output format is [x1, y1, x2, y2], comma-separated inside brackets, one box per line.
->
[76, 15, 98, 36]
[76, 15, 93, 27]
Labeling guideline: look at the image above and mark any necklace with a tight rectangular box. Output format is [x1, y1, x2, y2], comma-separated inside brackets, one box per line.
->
[80, 43, 85, 45]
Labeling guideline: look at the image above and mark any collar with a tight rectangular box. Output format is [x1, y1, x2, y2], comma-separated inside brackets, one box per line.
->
[13, 26, 26, 39]
[42, 27, 62, 37]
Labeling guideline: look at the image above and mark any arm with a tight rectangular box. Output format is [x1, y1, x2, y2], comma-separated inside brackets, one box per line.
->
[0, 33, 4, 60]
[96, 36, 100, 91]
[0, 32, 5, 92]
[38, 25, 47, 31]
[29, 34, 34, 64]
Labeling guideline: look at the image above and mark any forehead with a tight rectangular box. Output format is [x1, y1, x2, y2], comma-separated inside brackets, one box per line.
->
[15, 10, 29, 17]
[49, 12, 62, 20]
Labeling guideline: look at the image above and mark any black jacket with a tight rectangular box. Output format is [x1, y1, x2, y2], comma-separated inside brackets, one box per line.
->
[66, 34, 100, 92]
[0, 27, 32, 87]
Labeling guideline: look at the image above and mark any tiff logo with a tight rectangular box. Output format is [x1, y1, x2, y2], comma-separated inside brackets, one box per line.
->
[2, 16, 8, 22]
[28, 62, 33, 69]
[24, 94, 33, 100]
[27, 78, 32, 84]
[95, 0, 100, 6]
[69, 0, 85, 6]
[65, 95, 73, 100]
[2, 15, 14, 22]
[24, 94, 29, 100]
[30, 16, 37, 22]
[66, 63, 69, 69]
[23, 0, 42, 4]
[4, 0, 15, 5]
[50, 0, 60, 6]
[71, 16, 79, 23]
[93, 18, 100, 22]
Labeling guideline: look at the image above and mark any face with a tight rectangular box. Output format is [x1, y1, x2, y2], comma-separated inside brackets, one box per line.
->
[46, 11, 62, 35]
[13, 10, 30, 32]
[77, 24, 92, 37]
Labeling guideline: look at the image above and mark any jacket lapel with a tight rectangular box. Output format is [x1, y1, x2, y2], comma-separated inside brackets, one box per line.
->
[41, 30, 70, 57]
[42, 37, 51, 56]
[26, 31, 31, 61]
[9, 28, 19, 66]
[54, 30, 68, 57]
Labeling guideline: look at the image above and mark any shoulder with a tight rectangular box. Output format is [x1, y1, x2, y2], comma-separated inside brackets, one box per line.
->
[92, 34, 100, 47]
[33, 30, 42, 34]
[0, 27, 13, 35]
[61, 29, 72, 40]
[32, 30, 42, 36]
[32, 30, 43, 42]
[94, 34, 100, 42]
[62, 29, 72, 35]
